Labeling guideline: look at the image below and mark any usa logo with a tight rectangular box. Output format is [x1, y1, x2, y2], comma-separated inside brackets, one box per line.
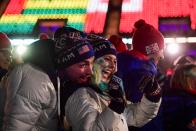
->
[146, 43, 159, 54]
[78, 45, 90, 55]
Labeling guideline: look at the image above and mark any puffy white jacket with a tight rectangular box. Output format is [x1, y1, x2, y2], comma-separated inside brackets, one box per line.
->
[65, 87, 161, 131]
[2, 64, 58, 131]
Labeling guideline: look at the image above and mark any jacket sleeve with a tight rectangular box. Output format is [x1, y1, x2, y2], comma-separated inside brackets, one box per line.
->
[124, 95, 161, 127]
[0, 83, 6, 130]
[3, 65, 47, 131]
[65, 88, 128, 131]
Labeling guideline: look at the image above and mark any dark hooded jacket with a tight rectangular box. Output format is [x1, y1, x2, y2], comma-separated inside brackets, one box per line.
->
[117, 50, 163, 131]
[162, 89, 196, 131]
[117, 50, 157, 102]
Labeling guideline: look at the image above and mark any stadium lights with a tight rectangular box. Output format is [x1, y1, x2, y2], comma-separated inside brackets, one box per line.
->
[122, 37, 196, 44]
[187, 37, 196, 43]
[164, 38, 176, 44]
[175, 37, 187, 43]
[166, 43, 180, 55]
[16, 45, 27, 56]
[10, 37, 196, 46]
[9, 37, 196, 57]
[10, 39, 38, 46]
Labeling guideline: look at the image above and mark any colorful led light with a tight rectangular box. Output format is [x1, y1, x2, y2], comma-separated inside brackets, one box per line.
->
[1, 0, 195, 34]
[120, 0, 196, 32]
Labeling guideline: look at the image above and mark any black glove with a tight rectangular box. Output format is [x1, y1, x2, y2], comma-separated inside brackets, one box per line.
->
[139, 75, 162, 102]
[108, 75, 126, 114]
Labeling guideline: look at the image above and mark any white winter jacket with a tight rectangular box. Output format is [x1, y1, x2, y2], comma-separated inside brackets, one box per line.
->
[2, 64, 58, 131]
[65, 87, 161, 131]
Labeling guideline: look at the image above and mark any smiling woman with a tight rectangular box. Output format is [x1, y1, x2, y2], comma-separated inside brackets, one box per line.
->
[93, 54, 117, 84]
[86, 33, 117, 88]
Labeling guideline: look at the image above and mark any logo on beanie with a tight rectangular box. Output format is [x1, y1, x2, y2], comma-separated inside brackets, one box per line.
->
[68, 32, 84, 40]
[146, 43, 160, 54]
[94, 44, 107, 52]
[57, 52, 76, 64]
[55, 32, 84, 52]
[94, 42, 115, 52]
[87, 33, 103, 41]
[78, 45, 90, 55]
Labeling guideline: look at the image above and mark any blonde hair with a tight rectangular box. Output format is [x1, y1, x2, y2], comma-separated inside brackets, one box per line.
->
[171, 64, 196, 91]
[91, 62, 102, 87]
[91, 57, 111, 87]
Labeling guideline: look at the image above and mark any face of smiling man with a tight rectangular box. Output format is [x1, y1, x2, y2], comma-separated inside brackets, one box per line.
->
[64, 56, 94, 84]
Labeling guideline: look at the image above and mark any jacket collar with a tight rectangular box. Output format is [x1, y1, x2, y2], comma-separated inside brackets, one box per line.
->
[127, 50, 149, 61]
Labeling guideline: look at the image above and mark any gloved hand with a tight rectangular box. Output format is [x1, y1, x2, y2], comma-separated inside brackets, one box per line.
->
[107, 75, 127, 114]
[139, 75, 162, 102]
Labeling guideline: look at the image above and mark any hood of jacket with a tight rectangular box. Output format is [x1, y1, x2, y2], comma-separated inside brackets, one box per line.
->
[22, 39, 57, 84]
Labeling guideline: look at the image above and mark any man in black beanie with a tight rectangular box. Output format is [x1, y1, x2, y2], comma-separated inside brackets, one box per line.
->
[53, 27, 95, 130]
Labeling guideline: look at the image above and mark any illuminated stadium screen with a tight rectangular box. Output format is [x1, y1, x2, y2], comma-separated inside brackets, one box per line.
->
[0, 0, 196, 35]
[120, 0, 196, 32]
[0, 0, 109, 34]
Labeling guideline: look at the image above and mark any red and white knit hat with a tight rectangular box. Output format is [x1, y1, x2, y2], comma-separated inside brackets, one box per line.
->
[0, 32, 11, 51]
[39, 33, 49, 40]
[132, 19, 165, 55]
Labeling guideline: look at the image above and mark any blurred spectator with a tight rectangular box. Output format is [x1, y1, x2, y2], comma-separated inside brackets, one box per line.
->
[2, 39, 58, 131]
[117, 19, 164, 102]
[0, 32, 12, 80]
[108, 35, 128, 53]
[163, 54, 196, 96]
[162, 64, 196, 131]
[173, 54, 196, 66]
[116, 19, 165, 131]
[39, 33, 49, 40]
[0, 32, 12, 130]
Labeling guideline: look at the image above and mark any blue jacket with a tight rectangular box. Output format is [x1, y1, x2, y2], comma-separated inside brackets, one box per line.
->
[117, 51, 157, 102]
[117, 51, 164, 131]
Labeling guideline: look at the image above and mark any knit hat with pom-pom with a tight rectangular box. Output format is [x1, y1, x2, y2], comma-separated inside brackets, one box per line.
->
[108, 35, 127, 53]
[39, 33, 49, 40]
[132, 19, 165, 55]
[0, 32, 11, 51]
